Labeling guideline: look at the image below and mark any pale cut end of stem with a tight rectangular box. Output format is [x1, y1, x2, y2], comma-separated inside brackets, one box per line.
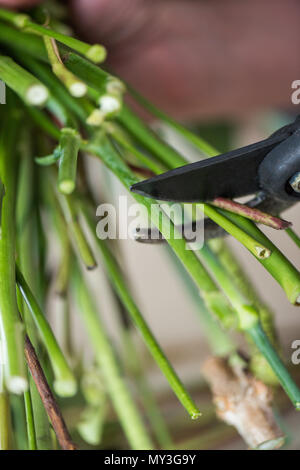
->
[69, 81, 87, 98]
[255, 437, 286, 450]
[13, 14, 29, 29]
[85, 44, 107, 64]
[59, 180, 76, 195]
[86, 109, 105, 127]
[6, 376, 28, 395]
[255, 245, 271, 259]
[99, 95, 121, 115]
[106, 78, 126, 95]
[191, 411, 202, 420]
[25, 84, 49, 106]
[54, 378, 77, 397]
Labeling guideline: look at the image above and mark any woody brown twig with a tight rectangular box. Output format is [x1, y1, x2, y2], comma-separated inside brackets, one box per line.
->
[202, 356, 285, 449]
[211, 197, 292, 230]
[24, 336, 77, 450]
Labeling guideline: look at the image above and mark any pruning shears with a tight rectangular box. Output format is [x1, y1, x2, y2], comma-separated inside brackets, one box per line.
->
[130, 115, 300, 240]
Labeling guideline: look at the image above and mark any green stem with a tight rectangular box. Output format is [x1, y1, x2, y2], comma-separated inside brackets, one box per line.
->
[72, 266, 154, 450]
[19, 55, 88, 123]
[130, 88, 218, 157]
[108, 125, 166, 174]
[56, 190, 97, 270]
[216, 209, 300, 305]
[200, 245, 300, 408]
[198, 244, 257, 328]
[209, 238, 279, 384]
[80, 197, 201, 419]
[15, 128, 52, 449]
[16, 266, 77, 397]
[248, 323, 300, 409]
[86, 136, 300, 407]
[26, 106, 61, 140]
[286, 227, 300, 249]
[118, 105, 186, 168]
[0, 364, 11, 450]
[58, 128, 81, 194]
[23, 388, 37, 450]
[0, 55, 48, 106]
[0, 8, 106, 63]
[43, 36, 87, 97]
[61, 51, 123, 96]
[0, 22, 47, 62]
[0, 106, 27, 394]
[203, 204, 271, 260]
[167, 247, 236, 356]
[118, 320, 173, 448]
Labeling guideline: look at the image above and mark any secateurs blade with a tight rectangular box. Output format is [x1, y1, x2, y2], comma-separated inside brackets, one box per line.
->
[130, 115, 300, 240]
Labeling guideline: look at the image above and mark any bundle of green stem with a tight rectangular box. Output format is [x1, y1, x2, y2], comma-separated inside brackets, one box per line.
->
[0, 6, 300, 451]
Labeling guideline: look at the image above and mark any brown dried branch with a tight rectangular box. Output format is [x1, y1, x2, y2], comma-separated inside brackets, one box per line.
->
[211, 197, 292, 230]
[202, 356, 285, 449]
[24, 336, 77, 450]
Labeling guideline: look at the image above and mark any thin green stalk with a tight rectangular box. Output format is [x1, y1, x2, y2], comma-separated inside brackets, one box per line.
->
[58, 128, 81, 194]
[130, 88, 218, 157]
[107, 125, 166, 174]
[0, 364, 11, 450]
[203, 204, 271, 260]
[167, 247, 236, 356]
[56, 189, 97, 270]
[19, 55, 88, 123]
[136, 373, 174, 449]
[61, 51, 123, 96]
[209, 238, 278, 342]
[44, 36, 87, 98]
[86, 136, 300, 408]
[209, 238, 279, 385]
[0, 8, 106, 63]
[0, 393, 10, 450]
[72, 266, 153, 450]
[120, 327, 173, 449]
[200, 245, 300, 408]
[16, 266, 77, 397]
[0, 22, 47, 62]
[16, 129, 52, 449]
[199, 244, 259, 327]
[0, 55, 48, 106]
[0, 106, 27, 394]
[85, 136, 248, 325]
[26, 106, 61, 140]
[80, 197, 202, 419]
[23, 388, 37, 450]
[10, 394, 28, 449]
[216, 209, 300, 305]
[248, 323, 300, 410]
[286, 227, 300, 249]
[118, 105, 186, 168]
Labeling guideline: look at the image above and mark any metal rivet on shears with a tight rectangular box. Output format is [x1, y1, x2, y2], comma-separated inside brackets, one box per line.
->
[289, 172, 300, 194]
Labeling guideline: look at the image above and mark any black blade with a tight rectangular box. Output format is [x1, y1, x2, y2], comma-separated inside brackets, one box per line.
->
[131, 133, 290, 202]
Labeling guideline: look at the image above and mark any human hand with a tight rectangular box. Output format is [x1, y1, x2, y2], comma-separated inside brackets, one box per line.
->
[1, 0, 299, 121]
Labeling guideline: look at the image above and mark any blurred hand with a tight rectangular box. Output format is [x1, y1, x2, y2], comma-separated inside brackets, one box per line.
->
[1, 0, 300, 121]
